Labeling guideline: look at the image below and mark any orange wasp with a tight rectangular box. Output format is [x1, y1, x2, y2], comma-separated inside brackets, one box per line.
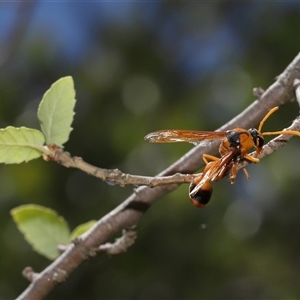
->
[145, 106, 300, 207]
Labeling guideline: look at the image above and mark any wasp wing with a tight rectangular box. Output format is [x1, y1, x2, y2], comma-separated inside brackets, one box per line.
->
[189, 149, 239, 197]
[144, 130, 226, 145]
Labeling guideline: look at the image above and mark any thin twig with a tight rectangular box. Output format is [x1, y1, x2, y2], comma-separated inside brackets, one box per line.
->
[22, 267, 39, 282]
[98, 227, 137, 255]
[16, 53, 300, 300]
[54, 150, 196, 187]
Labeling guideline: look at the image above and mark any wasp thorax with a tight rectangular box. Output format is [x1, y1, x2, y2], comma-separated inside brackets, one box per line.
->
[226, 130, 242, 148]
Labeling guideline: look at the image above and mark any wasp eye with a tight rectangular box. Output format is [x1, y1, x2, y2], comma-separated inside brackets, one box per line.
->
[249, 128, 264, 148]
[257, 135, 264, 148]
[189, 181, 212, 208]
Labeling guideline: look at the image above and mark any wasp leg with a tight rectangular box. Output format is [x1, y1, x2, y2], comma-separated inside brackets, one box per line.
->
[202, 153, 220, 165]
[229, 162, 250, 184]
[229, 163, 237, 184]
[243, 153, 260, 163]
[242, 168, 250, 180]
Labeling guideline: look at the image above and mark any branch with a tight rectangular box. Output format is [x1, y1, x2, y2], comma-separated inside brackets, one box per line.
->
[16, 53, 300, 300]
[53, 150, 196, 187]
[239, 116, 300, 171]
[238, 78, 300, 171]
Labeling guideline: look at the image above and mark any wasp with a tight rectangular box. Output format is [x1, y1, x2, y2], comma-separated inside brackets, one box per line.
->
[145, 107, 300, 207]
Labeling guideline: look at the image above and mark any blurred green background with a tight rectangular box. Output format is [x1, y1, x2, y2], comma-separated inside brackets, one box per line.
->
[1, 2, 300, 299]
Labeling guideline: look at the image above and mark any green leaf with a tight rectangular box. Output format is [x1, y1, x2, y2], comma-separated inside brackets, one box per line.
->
[70, 220, 96, 240]
[38, 76, 76, 147]
[11, 204, 71, 260]
[0, 127, 45, 164]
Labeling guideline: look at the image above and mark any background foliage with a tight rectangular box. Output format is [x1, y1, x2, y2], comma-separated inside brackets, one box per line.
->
[1, 2, 300, 299]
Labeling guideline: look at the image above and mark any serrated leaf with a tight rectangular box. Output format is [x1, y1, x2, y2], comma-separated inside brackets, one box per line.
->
[11, 204, 71, 260]
[0, 127, 45, 164]
[38, 76, 76, 147]
[70, 220, 96, 240]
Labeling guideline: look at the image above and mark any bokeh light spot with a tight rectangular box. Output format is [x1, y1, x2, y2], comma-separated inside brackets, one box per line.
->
[122, 75, 160, 116]
[223, 201, 262, 240]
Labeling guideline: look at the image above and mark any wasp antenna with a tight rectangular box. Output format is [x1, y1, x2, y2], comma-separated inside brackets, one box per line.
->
[262, 130, 300, 138]
[258, 106, 279, 133]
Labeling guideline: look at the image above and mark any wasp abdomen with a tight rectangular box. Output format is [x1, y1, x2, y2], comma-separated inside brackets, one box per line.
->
[189, 181, 212, 208]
